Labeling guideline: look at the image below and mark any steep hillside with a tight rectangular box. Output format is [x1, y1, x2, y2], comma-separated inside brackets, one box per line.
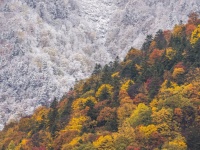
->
[1, 0, 200, 129]
[0, 14, 200, 150]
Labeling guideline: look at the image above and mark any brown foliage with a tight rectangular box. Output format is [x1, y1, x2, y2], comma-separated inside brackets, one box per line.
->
[186, 24, 196, 36]
[133, 93, 148, 104]
[97, 107, 116, 122]
[53, 130, 79, 150]
[188, 12, 200, 25]
[149, 49, 164, 63]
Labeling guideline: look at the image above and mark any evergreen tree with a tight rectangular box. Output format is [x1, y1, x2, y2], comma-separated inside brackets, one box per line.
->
[101, 64, 112, 84]
[48, 98, 58, 136]
[154, 29, 167, 49]
[142, 34, 153, 53]
[92, 63, 102, 75]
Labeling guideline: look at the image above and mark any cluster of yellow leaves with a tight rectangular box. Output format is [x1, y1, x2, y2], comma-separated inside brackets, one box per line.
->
[173, 25, 184, 37]
[115, 125, 136, 150]
[21, 139, 28, 146]
[121, 60, 131, 68]
[117, 102, 135, 122]
[151, 108, 173, 136]
[157, 123, 172, 137]
[139, 124, 157, 138]
[166, 47, 176, 60]
[93, 135, 115, 150]
[72, 97, 97, 111]
[81, 89, 95, 98]
[119, 79, 135, 103]
[182, 83, 194, 98]
[120, 80, 134, 91]
[155, 80, 194, 105]
[172, 68, 185, 79]
[111, 72, 119, 78]
[135, 64, 142, 73]
[7, 140, 15, 150]
[65, 116, 89, 131]
[128, 103, 151, 127]
[14, 139, 30, 150]
[118, 121, 135, 140]
[190, 24, 200, 45]
[32, 106, 49, 122]
[69, 137, 81, 146]
[159, 80, 183, 96]
[152, 108, 173, 125]
[163, 135, 187, 150]
[95, 84, 113, 100]
[72, 98, 87, 111]
[117, 82, 135, 123]
[150, 99, 158, 111]
[62, 137, 81, 150]
[114, 74, 135, 121]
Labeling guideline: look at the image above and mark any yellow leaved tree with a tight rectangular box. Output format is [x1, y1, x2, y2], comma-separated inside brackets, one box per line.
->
[93, 135, 115, 150]
[190, 25, 200, 45]
[128, 103, 151, 127]
[166, 47, 176, 60]
[96, 84, 113, 101]
[162, 135, 187, 150]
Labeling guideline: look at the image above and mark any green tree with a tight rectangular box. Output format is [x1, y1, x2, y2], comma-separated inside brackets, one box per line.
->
[92, 64, 102, 75]
[101, 64, 112, 84]
[142, 34, 153, 53]
[154, 29, 167, 49]
[120, 61, 138, 79]
[6, 140, 15, 150]
[128, 103, 152, 127]
[48, 98, 58, 136]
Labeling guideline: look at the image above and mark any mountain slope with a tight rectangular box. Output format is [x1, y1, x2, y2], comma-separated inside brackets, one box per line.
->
[0, 0, 200, 129]
[0, 15, 200, 149]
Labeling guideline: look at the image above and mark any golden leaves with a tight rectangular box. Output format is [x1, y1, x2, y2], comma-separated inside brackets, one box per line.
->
[190, 25, 200, 45]
[166, 47, 176, 60]
[95, 84, 113, 101]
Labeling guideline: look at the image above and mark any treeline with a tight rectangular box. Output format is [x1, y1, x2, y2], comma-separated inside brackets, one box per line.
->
[0, 13, 200, 150]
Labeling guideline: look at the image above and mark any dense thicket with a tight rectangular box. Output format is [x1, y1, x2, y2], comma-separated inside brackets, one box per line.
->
[1, 13, 200, 150]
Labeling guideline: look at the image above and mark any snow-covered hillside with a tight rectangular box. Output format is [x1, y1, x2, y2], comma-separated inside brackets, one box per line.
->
[0, 0, 200, 129]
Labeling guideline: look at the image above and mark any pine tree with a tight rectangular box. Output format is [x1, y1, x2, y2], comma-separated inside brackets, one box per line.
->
[48, 98, 58, 136]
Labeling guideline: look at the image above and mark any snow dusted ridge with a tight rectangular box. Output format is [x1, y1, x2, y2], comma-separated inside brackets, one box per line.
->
[0, 0, 200, 129]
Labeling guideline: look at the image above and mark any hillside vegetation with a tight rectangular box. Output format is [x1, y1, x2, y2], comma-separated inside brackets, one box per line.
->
[0, 13, 200, 150]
